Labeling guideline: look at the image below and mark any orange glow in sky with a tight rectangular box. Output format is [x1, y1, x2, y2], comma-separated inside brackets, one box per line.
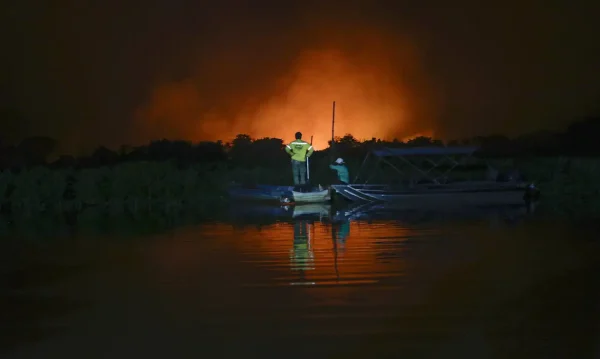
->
[134, 31, 436, 150]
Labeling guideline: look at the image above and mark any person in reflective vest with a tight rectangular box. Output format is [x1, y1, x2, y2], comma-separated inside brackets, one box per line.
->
[329, 158, 349, 184]
[285, 132, 314, 185]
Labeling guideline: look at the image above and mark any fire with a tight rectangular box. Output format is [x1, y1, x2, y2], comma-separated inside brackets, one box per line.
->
[133, 30, 436, 150]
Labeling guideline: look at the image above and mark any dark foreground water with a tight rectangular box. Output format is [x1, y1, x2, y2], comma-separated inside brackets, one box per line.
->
[1, 204, 600, 359]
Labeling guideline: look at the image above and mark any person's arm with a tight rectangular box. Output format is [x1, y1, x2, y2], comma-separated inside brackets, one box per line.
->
[285, 143, 293, 156]
[306, 144, 314, 157]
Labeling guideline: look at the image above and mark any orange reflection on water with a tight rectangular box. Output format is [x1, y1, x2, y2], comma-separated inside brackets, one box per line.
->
[232, 219, 414, 287]
[143, 220, 415, 291]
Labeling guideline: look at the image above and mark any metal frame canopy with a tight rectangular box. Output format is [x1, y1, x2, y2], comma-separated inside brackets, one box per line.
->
[353, 146, 481, 184]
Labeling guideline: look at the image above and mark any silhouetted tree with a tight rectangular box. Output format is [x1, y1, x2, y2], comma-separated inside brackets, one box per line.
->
[406, 136, 443, 147]
[229, 134, 254, 165]
[251, 137, 288, 167]
[50, 155, 77, 169]
[89, 146, 119, 166]
[477, 135, 512, 156]
[147, 139, 193, 161]
[17, 136, 58, 166]
[563, 116, 600, 155]
[194, 141, 227, 162]
[5, 112, 600, 172]
[514, 131, 561, 156]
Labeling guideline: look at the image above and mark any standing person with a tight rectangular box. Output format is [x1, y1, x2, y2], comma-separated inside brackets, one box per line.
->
[285, 132, 314, 186]
[329, 158, 349, 184]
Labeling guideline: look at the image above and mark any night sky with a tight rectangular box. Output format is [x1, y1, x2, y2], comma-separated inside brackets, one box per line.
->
[2, 0, 600, 153]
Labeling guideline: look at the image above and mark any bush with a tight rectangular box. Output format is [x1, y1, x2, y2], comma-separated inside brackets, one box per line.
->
[2, 155, 600, 217]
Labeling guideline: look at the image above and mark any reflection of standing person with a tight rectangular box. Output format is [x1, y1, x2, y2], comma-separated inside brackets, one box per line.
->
[331, 220, 350, 282]
[290, 220, 314, 271]
[332, 221, 350, 251]
[285, 132, 314, 186]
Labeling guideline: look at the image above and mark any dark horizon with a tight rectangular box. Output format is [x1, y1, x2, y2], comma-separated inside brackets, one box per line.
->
[2, 115, 600, 171]
[3, 1, 600, 155]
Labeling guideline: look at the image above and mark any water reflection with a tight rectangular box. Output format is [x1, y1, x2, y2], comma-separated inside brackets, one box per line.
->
[290, 220, 315, 273]
[0, 263, 87, 352]
[1, 203, 599, 359]
[289, 214, 352, 285]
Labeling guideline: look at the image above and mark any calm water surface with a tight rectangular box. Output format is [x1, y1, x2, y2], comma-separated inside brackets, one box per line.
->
[1, 205, 600, 359]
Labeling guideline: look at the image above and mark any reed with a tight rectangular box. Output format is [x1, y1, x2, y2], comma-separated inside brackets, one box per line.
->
[2, 156, 600, 216]
[1, 161, 231, 215]
[517, 157, 600, 214]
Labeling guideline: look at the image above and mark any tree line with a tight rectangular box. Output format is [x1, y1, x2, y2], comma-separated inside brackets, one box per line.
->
[1, 116, 600, 170]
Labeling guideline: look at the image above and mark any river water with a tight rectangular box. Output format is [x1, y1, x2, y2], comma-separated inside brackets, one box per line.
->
[1, 204, 599, 358]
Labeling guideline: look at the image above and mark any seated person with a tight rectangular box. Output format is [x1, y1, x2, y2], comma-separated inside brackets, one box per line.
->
[329, 158, 349, 184]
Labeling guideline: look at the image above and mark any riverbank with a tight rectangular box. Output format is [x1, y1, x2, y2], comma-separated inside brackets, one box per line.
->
[0, 161, 285, 215]
[1, 156, 599, 217]
[508, 156, 600, 215]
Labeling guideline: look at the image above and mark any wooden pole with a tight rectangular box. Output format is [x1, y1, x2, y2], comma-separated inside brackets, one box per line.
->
[331, 101, 336, 148]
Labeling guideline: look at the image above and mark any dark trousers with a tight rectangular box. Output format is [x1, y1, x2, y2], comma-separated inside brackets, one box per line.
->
[292, 159, 307, 185]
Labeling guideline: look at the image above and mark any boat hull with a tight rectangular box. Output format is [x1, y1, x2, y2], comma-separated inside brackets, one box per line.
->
[228, 185, 331, 203]
[291, 189, 331, 204]
[331, 183, 529, 208]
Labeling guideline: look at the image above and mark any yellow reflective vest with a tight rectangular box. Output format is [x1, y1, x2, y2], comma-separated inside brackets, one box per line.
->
[285, 140, 314, 162]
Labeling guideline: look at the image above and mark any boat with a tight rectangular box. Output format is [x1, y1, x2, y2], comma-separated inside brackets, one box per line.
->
[331, 146, 537, 207]
[282, 189, 331, 204]
[228, 184, 331, 203]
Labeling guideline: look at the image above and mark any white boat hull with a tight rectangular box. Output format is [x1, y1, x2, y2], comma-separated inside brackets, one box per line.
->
[291, 189, 331, 203]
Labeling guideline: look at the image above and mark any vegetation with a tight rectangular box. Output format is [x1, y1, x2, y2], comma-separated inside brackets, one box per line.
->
[516, 157, 600, 214]
[1, 116, 600, 218]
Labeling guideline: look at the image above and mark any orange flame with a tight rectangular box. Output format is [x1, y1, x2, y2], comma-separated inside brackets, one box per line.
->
[133, 30, 436, 150]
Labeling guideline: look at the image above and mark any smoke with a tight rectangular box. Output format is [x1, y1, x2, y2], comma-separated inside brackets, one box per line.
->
[133, 20, 439, 150]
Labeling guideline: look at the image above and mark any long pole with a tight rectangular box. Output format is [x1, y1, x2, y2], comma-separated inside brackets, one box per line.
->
[306, 135, 313, 182]
[331, 101, 336, 149]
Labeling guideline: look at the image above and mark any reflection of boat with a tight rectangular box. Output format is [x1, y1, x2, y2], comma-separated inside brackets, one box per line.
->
[336, 201, 536, 224]
[331, 202, 376, 222]
[331, 146, 534, 207]
[227, 202, 331, 223]
[291, 204, 330, 218]
[226, 203, 297, 228]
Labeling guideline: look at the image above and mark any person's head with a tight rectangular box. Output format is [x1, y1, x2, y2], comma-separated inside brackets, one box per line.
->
[295, 132, 302, 140]
[335, 158, 344, 164]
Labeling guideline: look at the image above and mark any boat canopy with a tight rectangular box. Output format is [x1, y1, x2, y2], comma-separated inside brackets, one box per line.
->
[371, 146, 480, 157]
[353, 146, 483, 185]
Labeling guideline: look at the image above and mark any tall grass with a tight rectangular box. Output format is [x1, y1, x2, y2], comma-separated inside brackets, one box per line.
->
[0, 161, 234, 215]
[516, 157, 600, 214]
[1, 156, 600, 216]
